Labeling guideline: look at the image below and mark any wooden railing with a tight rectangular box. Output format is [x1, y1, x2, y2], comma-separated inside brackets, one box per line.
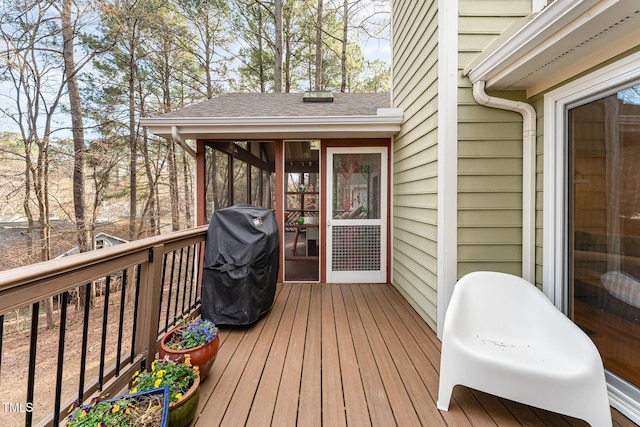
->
[0, 226, 208, 427]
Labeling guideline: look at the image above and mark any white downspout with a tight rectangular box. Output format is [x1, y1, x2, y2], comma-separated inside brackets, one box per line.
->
[472, 81, 536, 283]
[171, 125, 198, 227]
[171, 125, 197, 158]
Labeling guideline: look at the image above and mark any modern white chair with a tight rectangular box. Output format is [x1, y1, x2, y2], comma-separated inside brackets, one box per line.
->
[437, 271, 612, 427]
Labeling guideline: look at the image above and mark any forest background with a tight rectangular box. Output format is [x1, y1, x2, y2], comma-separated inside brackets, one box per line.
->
[0, 0, 391, 271]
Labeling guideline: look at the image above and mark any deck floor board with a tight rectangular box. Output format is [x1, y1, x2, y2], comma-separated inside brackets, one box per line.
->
[192, 283, 631, 427]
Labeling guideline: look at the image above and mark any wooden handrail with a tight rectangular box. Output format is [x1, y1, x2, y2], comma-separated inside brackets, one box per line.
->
[0, 226, 209, 427]
[0, 226, 208, 314]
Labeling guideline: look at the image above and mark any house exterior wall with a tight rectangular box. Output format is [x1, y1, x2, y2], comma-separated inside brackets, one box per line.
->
[391, 0, 532, 332]
[457, 0, 531, 278]
[391, 0, 439, 329]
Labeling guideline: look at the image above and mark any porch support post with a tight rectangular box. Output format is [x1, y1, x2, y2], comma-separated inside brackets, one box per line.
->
[134, 244, 165, 367]
[275, 140, 284, 283]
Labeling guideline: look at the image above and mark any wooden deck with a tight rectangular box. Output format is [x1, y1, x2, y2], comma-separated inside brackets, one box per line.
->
[192, 283, 635, 427]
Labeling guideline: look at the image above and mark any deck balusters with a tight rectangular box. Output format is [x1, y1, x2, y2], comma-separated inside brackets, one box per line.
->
[196, 241, 204, 301]
[25, 302, 39, 427]
[165, 251, 177, 331]
[186, 245, 195, 309]
[78, 283, 91, 403]
[53, 292, 69, 426]
[180, 247, 189, 316]
[0, 226, 208, 425]
[130, 265, 141, 361]
[98, 275, 111, 390]
[115, 269, 128, 376]
[158, 253, 168, 333]
[175, 248, 185, 322]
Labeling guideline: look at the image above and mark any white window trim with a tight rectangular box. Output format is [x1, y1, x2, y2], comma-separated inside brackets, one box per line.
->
[543, 49, 640, 424]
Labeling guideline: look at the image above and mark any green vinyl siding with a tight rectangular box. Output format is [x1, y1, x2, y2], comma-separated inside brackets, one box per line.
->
[391, 0, 533, 331]
[533, 97, 544, 287]
[457, 1, 531, 279]
[392, 0, 439, 329]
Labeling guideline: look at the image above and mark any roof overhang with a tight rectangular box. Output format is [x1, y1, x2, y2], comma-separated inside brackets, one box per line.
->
[464, 0, 640, 96]
[140, 109, 404, 141]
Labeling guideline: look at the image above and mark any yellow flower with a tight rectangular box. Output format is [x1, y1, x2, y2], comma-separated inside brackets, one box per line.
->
[193, 366, 200, 375]
[156, 370, 165, 378]
[112, 404, 120, 413]
[130, 387, 137, 393]
[151, 360, 157, 371]
[133, 370, 139, 378]
[175, 393, 183, 401]
[80, 410, 87, 418]
[154, 378, 162, 388]
[184, 355, 192, 367]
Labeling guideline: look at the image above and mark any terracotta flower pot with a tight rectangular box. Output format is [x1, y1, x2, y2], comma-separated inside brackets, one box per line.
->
[168, 374, 200, 427]
[159, 328, 219, 380]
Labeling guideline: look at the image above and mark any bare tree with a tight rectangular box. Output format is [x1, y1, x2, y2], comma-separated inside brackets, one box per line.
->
[340, 0, 348, 92]
[0, 0, 71, 327]
[274, 0, 283, 92]
[315, 0, 323, 91]
[58, 0, 90, 254]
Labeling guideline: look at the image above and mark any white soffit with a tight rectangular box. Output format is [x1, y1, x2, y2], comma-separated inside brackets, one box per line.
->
[465, 0, 640, 96]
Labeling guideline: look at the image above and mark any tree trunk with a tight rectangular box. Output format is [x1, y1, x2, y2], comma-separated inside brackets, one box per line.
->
[258, 8, 265, 93]
[141, 130, 158, 234]
[315, 0, 324, 91]
[33, 138, 54, 328]
[205, 16, 214, 99]
[284, 5, 292, 93]
[340, 0, 348, 92]
[274, 0, 283, 93]
[23, 147, 34, 263]
[128, 37, 137, 240]
[61, 0, 90, 255]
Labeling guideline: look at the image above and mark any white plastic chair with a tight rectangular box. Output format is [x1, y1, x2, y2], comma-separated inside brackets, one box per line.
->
[437, 271, 611, 427]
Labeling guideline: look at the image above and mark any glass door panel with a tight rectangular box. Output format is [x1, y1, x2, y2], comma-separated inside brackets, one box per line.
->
[569, 84, 640, 388]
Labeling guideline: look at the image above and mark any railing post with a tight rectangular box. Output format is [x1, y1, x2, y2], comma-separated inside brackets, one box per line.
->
[134, 245, 165, 367]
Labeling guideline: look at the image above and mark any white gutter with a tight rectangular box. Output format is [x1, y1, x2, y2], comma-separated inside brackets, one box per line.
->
[472, 81, 536, 283]
[464, 0, 600, 87]
[142, 113, 404, 141]
[171, 125, 196, 158]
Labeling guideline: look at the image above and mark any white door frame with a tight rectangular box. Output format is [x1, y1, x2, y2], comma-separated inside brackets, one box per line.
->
[543, 50, 640, 424]
[326, 146, 388, 283]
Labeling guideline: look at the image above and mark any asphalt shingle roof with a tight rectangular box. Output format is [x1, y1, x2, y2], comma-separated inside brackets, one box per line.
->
[157, 92, 391, 119]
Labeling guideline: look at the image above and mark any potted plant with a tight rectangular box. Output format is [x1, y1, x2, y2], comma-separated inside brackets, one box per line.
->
[64, 386, 169, 427]
[131, 356, 200, 427]
[159, 318, 219, 380]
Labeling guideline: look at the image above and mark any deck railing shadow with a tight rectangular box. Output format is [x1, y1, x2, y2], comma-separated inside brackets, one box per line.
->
[0, 226, 208, 427]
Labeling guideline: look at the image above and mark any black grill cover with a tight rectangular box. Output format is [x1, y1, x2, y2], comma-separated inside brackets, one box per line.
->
[201, 205, 279, 325]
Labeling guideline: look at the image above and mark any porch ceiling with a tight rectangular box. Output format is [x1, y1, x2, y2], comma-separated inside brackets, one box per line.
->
[140, 92, 403, 141]
[465, 0, 640, 96]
